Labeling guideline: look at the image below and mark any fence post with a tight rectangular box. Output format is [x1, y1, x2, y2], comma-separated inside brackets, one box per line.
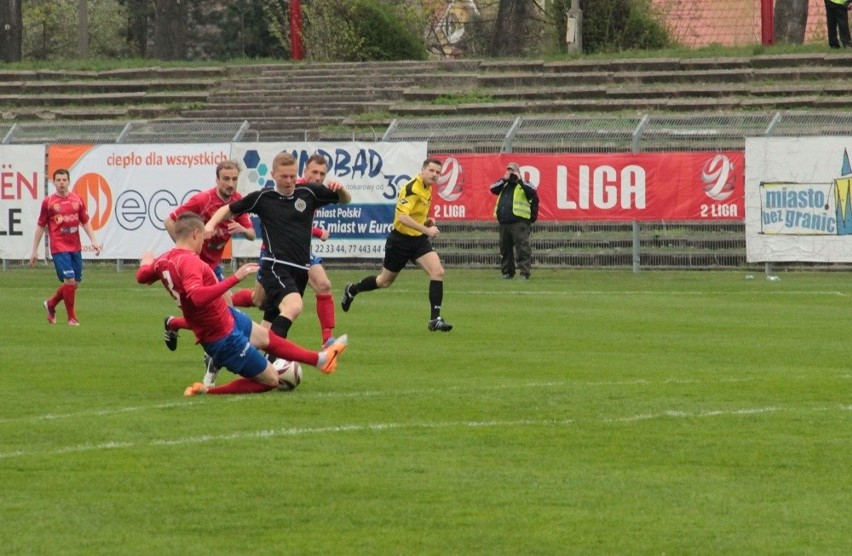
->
[632, 222, 641, 272]
[381, 119, 399, 141]
[630, 114, 650, 273]
[502, 117, 523, 153]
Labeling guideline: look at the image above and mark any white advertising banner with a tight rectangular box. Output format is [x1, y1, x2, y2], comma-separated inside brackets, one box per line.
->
[0, 145, 46, 259]
[47, 144, 232, 259]
[745, 136, 852, 263]
[229, 142, 428, 258]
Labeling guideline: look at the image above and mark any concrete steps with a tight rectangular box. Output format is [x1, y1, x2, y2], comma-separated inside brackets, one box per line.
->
[392, 52, 852, 119]
[2, 52, 851, 143]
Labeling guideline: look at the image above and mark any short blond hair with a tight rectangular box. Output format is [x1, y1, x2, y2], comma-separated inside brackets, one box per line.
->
[272, 152, 297, 170]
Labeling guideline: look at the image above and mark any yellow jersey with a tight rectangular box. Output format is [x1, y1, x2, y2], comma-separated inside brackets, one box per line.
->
[393, 175, 431, 236]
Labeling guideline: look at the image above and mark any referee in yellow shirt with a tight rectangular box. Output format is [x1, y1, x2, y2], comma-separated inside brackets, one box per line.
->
[341, 157, 452, 332]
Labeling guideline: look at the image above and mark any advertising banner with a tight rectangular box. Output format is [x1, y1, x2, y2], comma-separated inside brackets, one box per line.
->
[745, 137, 852, 262]
[47, 144, 231, 259]
[429, 152, 744, 222]
[229, 142, 427, 258]
[0, 146, 46, 259]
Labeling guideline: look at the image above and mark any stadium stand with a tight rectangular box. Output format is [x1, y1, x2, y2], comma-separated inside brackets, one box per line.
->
[4, 50, 852, 270]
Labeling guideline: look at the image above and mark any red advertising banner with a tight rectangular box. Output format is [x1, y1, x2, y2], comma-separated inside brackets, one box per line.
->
[430, 152, 744, 221]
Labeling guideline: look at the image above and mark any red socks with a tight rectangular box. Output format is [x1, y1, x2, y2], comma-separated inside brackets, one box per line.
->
[48, 284, 78, 319]
[63, 283, 77, 319]
[315, 293, 335, 344]
[206, 377, 276, 394]
[48, 285, 65, 309]
[231, 288, 254, 307]
[169, 316, 189, 331]
[267, 332, 319, 366]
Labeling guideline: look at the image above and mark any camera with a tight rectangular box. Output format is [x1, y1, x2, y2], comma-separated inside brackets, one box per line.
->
[507, 173, 519, 184]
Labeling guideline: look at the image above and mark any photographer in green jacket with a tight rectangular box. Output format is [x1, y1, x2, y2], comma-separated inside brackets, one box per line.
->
[490, 162, 540, 280]
[825, 0, 852, 48]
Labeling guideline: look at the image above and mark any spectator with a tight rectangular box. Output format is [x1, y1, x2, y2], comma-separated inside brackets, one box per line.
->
[824, 0, 852, 48]
[489, 162, 539, 280]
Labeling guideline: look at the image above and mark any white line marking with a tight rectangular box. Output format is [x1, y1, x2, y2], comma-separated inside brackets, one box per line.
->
[2, 405, 851, 460]
[0, 378, 764, 425]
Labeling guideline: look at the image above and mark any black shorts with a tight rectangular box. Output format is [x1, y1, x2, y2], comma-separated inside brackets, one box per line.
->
[259, 261, 309, 312]
[382, 230, 434, 273]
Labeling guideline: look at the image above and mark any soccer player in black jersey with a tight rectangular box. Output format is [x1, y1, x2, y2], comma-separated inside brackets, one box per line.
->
[205, 152, 351, 342]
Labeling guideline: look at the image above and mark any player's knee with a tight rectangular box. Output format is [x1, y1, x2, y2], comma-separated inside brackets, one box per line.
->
[257, 371, 279, 388]
[313, 278, 332, 295]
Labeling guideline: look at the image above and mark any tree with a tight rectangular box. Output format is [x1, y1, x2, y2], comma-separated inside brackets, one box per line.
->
[489, 0, 534, 57]
[118, 0, 152, 57]
[152, 0, 187, 60]
[773, 0, 809, 44]
[0, 0, 23, 62]
[302, 0, 426, 61]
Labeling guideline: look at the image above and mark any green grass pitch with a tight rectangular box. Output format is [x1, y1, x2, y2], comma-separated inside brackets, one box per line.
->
[1, 265, 851, 554]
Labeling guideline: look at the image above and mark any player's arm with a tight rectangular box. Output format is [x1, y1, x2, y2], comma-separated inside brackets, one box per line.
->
[205, 205, 234, 238]
[335, 186, 352, 204]
[135, 251, 158, 284]
[29, 201, 49, 265]
[186, 263, 258, 305]
[81, 221, 103, 255]
[397, 212, 438, 237]
[228, 214, 256, 241]
[29, 225, 46, 266]
[324, 179, 352, 204]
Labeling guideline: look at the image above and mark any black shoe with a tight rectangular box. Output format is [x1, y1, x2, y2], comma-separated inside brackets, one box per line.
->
[428, 317, 453, 332]
[164, 316, 179, 351]
[341, 283, 355, 312]
[501, 273, 514, 279]
[520, 274, 530, 280]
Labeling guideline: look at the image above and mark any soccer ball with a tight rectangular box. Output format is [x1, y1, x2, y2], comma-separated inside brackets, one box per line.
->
[272, 358, 302, 391]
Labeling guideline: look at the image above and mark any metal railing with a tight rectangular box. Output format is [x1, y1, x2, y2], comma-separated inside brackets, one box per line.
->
[383, 111, 852, 153]
[6, 112, 852, 271]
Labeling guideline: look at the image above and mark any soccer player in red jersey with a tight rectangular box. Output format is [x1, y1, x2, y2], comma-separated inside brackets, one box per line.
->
[161, 160, 256, 383]
[29, 168, 103, 326]
[136, 212, 348, 396]
[164, 160, 255, 292]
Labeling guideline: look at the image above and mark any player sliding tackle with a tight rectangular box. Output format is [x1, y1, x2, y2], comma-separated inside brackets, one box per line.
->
[136, 212, 348, 396]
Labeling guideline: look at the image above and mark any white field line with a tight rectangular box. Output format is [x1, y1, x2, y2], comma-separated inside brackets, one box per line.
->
[2, 404, 851, 460]
[0, 377, 763, 426]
